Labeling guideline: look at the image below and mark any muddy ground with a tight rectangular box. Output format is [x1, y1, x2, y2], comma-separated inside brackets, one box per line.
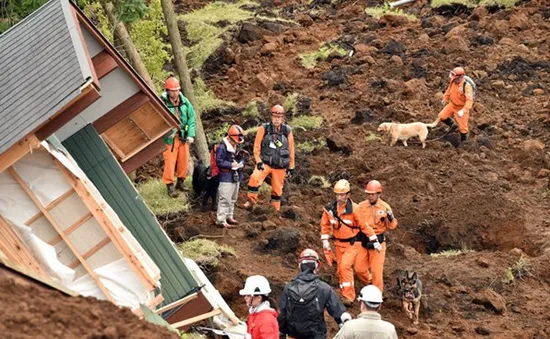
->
[151, 0, 550, 338]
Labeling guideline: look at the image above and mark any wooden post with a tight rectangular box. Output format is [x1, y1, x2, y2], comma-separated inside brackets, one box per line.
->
[8, 167, 115, 303]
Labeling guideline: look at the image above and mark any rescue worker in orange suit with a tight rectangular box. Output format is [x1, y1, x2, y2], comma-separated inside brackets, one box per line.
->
[161, 75, 196, 198]
[243, 105, 295, 211]
[357, 180, 398, 293]
[437, 67, 474, 142]
[321, 179, 371, 306]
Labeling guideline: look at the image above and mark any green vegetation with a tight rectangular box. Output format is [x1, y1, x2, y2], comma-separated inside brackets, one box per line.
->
[365, 3, 418, 20]
[181, 333, 206, 339]
[243, 100, 260, 118]
[244, 126, 260, 136]
[259, 183, 272, 196]
[502, 256, 532, 284]
[479, 0, 520, 7]
[308, 175, 331, 189]
[194, 78, 235, 113]
[431, 248, 474, 258]
[430, 0, 477, 8]
[207, 122, 231, 144]
[178, 239, 236, 268]
[300, 43, 348, 69]
[296, 138, 326, 153]
[131, 0, 170, 92]
[283, 93, 300, 113]
[179, 0, 255, 69]
[290, 115, 323, 130]
[138, 178, 189, 215]
[365, 132, 382, 144]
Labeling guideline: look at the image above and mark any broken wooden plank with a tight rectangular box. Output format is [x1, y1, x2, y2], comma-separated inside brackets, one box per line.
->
[0, 133, 41, 174]
[8, 167, 115, 303]
[154, 293, 198, 315]
[170, 309, 222, 329]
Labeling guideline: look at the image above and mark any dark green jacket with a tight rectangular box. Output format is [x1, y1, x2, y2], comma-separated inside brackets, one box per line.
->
[161, 92, 196, 145]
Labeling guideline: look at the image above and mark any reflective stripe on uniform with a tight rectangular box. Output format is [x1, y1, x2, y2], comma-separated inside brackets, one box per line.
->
[320, 234, 330, 240]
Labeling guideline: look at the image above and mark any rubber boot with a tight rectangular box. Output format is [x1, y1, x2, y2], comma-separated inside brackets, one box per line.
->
[460, 133, 469, 141]
[175, 177, 187, 192]
[442, 119, 456, 131]
[167, 184, 179, 198]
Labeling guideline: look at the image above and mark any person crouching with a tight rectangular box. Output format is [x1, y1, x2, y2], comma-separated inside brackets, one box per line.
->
[215, 124, 245, 228]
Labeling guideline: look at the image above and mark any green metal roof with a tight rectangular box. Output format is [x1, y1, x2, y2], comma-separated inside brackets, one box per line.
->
[61, 125, 197, 306]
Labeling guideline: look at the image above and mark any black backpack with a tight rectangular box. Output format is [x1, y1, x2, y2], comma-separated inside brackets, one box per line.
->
[286, 278, 321, 337]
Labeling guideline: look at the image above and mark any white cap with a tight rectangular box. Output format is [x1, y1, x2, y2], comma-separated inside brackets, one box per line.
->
[239, 275, 272, 296]
[357, 285, 383, 303]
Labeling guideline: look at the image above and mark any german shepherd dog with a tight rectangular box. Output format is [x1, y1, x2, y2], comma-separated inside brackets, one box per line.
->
[397, 271, 423, 325]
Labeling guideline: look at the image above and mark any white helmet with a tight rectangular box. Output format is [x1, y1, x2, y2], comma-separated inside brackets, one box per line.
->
[357, 285, 383, 303]
[239, 275, 272, 296]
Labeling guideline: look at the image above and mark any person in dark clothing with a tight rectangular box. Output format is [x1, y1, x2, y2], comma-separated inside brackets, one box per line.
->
[278, 249, 351, 339]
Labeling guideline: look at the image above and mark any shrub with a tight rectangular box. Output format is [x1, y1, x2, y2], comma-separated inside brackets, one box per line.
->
[138, 178, 189, 215]
[300, 43, 348, 69]
[178, 239, 236, 268]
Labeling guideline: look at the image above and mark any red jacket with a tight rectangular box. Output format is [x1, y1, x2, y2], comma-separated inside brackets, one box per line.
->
[247, 309, 279, 339]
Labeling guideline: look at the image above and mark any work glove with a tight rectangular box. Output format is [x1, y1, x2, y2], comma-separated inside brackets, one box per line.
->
[187, 137, 194, 143]
[340, 312, 352, 325]
[369, 235, 382, 253]
[386, 210, 394, 222]
[287, 168, 295, 178]
[322, 240, 335, 267]
[457, 109, 464, 117]
[257, 162, 265, 171]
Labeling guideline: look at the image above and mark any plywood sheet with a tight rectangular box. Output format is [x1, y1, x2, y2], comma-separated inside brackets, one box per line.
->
[129, 103, 170, 139]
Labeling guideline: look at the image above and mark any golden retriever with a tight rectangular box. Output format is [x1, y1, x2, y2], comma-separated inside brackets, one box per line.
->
[377, 121, 438, 148]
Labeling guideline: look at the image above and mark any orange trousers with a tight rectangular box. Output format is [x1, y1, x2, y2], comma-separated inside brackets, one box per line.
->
[438, 103, 470, 134]
[335, 241, 371, 301]
[247, 164, 286, 210]
[366, 242, 387, 292]
[162, 138, 189, 185]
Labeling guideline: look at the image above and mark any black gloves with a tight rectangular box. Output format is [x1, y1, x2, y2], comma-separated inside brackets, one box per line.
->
[257, 162, 265, 171]
[287, 168, 295, 177]
[386, 210, 394, 222]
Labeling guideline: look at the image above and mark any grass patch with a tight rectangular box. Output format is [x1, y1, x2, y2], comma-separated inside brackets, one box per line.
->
[194, 78, 234, 113]
[479, 0, 520, 7]
[430, 0, 477, 8]
[300, 43, 348, 69]
[243, 100, 260, 118]
[283, 93, 300, 113]
[259, 183, 272, 197]
[308, 175, 331, 188]
[138, 178, 189, 215]
[207, 122, 231, 144]
[178, 239, 236, 267]
[365, 132, 382, 144]
[290, 115, 323, 130]
[180, 0, 255, 69]
[365, 3, 418, 20]
[431, 248, 474, 258]
[244, 126, 260, 136]
[502, 256, 532, 284]
[181, 333, 206, 339]
[296, 138, 326, 153]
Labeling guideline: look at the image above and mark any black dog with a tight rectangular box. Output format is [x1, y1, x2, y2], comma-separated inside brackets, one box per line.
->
[192, 160, 219, 212]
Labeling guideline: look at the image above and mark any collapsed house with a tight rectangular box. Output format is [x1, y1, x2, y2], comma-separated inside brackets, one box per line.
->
[0, 0, 240, 331]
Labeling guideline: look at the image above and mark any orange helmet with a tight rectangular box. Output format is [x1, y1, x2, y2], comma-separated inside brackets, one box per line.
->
[165, 76, 181, 91]
[228, 124, 245, 144]
[450, 67, 465, 78]
[334, 179, 351, 194]
[271, 105, 285, 117]
[299, 249, 320, 263]
[365, 180, 382, 194]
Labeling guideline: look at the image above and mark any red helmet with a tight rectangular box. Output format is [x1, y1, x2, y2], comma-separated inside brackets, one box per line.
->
[450, 67, 465, 78]
[165, 76, 180, 91]
[271, 105, 285, 117]
[299, 249, 320, 263]
[228, 124, 245, 144]
[365, 180, 382, 194]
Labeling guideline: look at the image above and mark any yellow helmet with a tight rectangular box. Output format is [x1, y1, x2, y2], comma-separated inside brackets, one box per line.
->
[334, 179, 351, 194]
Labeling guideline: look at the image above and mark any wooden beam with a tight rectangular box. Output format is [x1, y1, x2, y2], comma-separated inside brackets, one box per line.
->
[0, 214, 47, 276]
[93, 92, 150, 134]
[0, 133, 41, 174]
[53, 160, 158, 291]
[154, 293, 198, 315]
[121, 137, 165, 174]
[35, 85, 101, 140]
[170, 309, 222, 329]
[92, 50, 118, 80]
[69, 236, 110, 269]
[49, 212, 93, 246]
[101, 133, 127, 159]
[71, 6, 99, 89]
[25, 189, 75, 226]
[8, 167, 115, 303]
[120, 128, 172, 162]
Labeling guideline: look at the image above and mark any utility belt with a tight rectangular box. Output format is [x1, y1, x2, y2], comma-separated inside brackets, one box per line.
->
[334, 233, 385, 249]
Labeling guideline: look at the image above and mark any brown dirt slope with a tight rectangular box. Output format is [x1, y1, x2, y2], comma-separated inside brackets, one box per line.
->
[153, 0, 550, 338]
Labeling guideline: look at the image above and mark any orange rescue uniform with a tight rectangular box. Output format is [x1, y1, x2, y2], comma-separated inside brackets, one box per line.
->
[247, 124, 295, 211]
[357, 199, 398, 292]
[438, 78, 474, 134]
[162, 138, 189, 185]
[321, 199, 371, 301]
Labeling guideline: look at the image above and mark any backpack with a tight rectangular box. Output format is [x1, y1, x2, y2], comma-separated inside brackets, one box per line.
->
[209, 144, 220, 178]
[463, 76, 478, 99]
[286, 279, 321, 337]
